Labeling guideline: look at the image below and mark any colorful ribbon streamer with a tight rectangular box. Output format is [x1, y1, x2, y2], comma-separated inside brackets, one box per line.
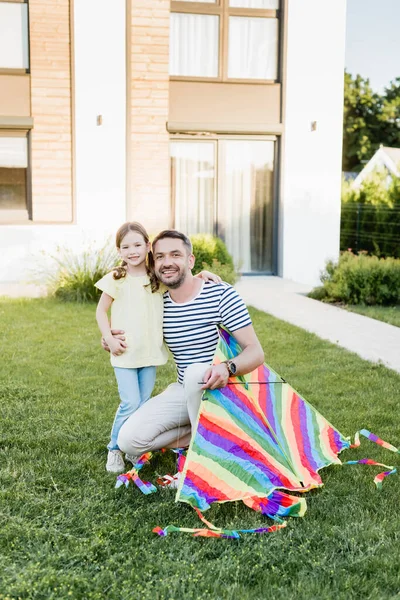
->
[343, 458, 397, 490]
[351, 429, 400, 454]
[115, 452, 157, 495]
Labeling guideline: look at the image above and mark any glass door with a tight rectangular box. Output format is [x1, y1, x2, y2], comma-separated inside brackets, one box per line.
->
[170, 140, 216, 236]
[217, 139, 275, 272]
[170, 137, 276, 272]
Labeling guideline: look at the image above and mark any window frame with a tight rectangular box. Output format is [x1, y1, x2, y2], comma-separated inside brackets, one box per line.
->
[0, 129, 31, 223]
[0, 0, 30, 75]
[170, 0, 280, 83]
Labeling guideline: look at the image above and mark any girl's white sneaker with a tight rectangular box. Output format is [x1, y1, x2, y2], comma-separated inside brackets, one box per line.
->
[106, 450, 125, 473]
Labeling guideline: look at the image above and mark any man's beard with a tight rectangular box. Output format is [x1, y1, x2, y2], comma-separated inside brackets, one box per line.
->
[157, 268, 186, 289]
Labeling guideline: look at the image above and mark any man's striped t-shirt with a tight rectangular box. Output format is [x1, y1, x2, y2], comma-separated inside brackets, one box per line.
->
[163, 281, 252, 384]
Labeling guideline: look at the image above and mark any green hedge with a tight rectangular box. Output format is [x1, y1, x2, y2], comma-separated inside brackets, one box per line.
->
[309, 251, 400, 305]
[48, 234, 237, 302]
[190, 234, 237, 285]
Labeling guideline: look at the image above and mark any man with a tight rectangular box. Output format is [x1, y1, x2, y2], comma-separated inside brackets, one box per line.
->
[106, 230, 264, 459]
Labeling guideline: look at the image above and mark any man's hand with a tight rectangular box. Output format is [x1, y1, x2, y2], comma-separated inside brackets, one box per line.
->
[201, 363, 229, 390]
[101, 329, 127, 353]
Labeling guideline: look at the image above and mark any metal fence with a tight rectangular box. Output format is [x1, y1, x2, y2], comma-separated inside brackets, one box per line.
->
[340, 203, 400, 258]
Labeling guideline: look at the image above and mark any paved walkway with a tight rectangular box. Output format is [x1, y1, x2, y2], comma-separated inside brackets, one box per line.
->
[235, 276, 400, 374]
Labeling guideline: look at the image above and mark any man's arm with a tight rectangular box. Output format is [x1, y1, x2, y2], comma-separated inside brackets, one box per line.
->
[201, 324, 264, 390]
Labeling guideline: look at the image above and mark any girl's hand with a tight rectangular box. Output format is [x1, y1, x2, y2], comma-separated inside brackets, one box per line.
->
[101, 330, 127, 352]
[107, 337, 127, 356]
[196, 270, 222, 284]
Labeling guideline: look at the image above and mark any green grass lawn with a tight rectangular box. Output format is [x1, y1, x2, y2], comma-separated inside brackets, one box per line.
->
[345, 305, 400, 328]
[1, 298, 400, 600]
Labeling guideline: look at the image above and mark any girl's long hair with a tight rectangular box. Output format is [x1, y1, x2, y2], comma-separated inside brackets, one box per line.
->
[113, 222, 159, 292]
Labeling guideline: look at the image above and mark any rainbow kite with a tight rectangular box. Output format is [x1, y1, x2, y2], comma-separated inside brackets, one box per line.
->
[117, 327, 399, 539]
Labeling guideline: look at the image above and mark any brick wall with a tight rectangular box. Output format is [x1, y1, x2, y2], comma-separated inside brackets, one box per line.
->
[29, 0, 73, 222]
[128, 0, 171, 232]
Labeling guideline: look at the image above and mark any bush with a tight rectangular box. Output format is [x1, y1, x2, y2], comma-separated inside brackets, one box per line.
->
[309, 251, 400, 305]
[46, 241, 118, 303]
[191, 234, 238, 284]
[199, 258, 238, 286]
[307, 286, 329, 302]
[191, 234, 234, 272]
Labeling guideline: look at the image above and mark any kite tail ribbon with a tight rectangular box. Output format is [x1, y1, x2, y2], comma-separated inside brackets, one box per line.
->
[351, 429, 400, 454]
[347, 429, 399, 489]
[115, 452, 157, 495]
[153, 507, 287, 539]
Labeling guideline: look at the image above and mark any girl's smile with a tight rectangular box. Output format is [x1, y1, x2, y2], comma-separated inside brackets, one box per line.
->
[118, 230, 150, 275]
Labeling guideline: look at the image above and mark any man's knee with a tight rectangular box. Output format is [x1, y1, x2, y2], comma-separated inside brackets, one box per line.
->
[117, 419, 148, 455]
[184, 363, 209, 426]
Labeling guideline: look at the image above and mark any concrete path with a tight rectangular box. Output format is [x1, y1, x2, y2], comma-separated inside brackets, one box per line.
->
[235, 276, 400, 374]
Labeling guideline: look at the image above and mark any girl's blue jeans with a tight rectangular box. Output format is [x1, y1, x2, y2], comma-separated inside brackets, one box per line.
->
[108, 366, 156, 451]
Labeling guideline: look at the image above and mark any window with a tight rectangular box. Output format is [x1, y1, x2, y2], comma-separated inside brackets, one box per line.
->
[228, 16, 278, 79]
[0, 133, 29, 221]
[170, 141, 216, 235]
[171, 137, 275, 272]
[170, 14, 219, 77]
[0, 2, 29, 70]
[170, 0, 279, 82]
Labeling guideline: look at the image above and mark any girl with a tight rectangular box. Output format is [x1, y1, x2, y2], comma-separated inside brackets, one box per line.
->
[95, 222, 219, 473]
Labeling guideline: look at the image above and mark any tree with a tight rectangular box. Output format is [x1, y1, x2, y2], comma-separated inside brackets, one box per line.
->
[342, 72, 380, 172]
[378, 77, 400, 149]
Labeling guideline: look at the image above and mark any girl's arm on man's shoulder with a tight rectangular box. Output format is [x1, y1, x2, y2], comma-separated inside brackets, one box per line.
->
[195, 270, 222, 284]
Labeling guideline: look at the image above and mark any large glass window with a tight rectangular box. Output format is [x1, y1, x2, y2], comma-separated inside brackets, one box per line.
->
[170, 141, 215, 235]
[170, 0, 279, 82]
[171, 138, 275, 272]
[0, 2, 29, 70]
[228, 17, 278, 80]
[217, 140, 275, 272]
[0, 134, 29, 220]
[170, 13, 219, 78]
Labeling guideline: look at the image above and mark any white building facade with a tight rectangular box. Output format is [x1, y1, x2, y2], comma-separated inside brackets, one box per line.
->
[0, 0, 346, 289]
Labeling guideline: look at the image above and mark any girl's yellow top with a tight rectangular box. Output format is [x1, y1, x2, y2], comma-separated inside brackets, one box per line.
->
[95, 272, 168, 369]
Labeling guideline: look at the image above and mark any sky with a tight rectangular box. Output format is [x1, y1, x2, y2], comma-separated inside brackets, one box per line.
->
[345, 0, 400, 93]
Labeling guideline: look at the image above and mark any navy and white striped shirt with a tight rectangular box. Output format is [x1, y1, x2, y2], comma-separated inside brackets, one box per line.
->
[163, 281, 252, 383]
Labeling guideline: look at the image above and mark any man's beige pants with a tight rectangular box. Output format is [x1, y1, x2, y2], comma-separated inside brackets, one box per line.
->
[117, 363, 209, 456]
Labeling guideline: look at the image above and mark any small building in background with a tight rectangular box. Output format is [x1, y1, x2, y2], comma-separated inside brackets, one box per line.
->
[352, 146, 400, 189]
[0, 0, 347, 288]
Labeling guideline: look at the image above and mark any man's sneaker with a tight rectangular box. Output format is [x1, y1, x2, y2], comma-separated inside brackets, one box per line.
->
[106, 450, 125, 473]
[125, 453, 139, 466]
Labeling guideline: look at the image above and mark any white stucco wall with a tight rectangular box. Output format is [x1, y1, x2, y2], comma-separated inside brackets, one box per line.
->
[279, 0, 346, 286]
[73, 0, 126, 231]
[0, 0, 126, 285]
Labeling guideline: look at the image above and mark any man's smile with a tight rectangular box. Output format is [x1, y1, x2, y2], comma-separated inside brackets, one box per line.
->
[161, 268, 179, 274]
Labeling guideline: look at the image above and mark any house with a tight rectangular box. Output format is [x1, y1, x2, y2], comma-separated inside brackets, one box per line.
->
[0, 0, 346, 288]
[352, 146, 400, 188]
